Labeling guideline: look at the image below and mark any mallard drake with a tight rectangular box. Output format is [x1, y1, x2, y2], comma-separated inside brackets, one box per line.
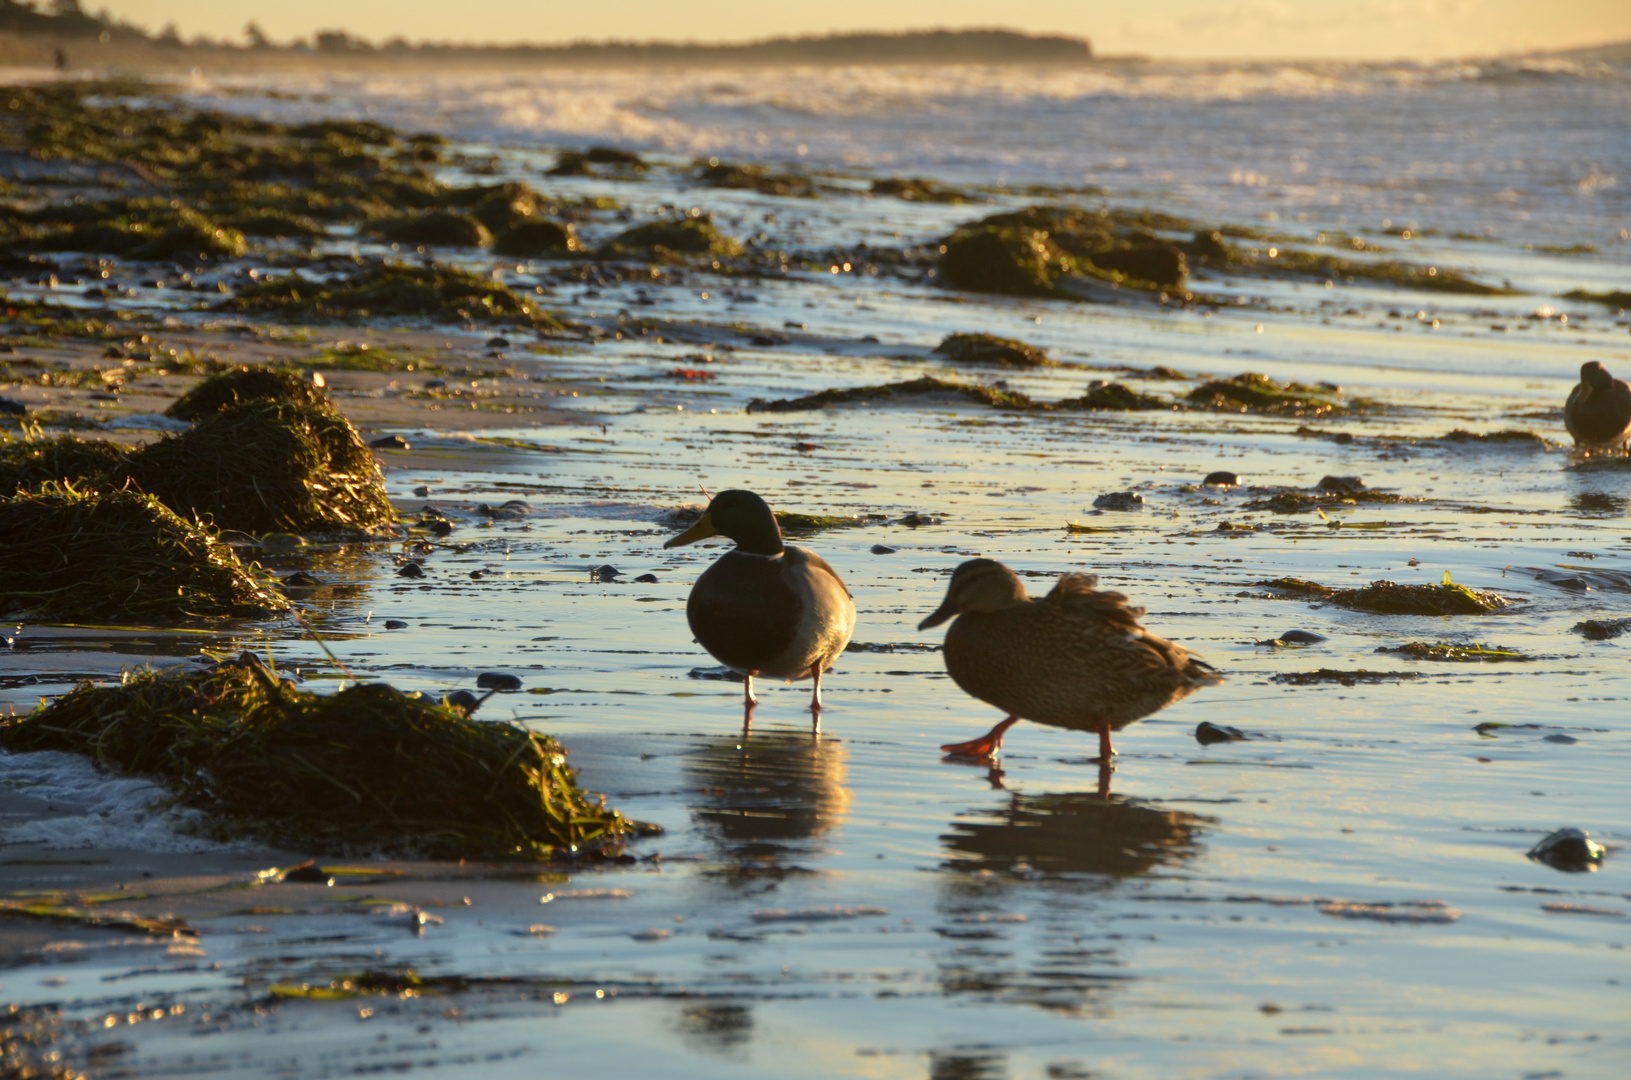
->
[919, 559, 1223, 761]
[664, 490, 856, 717]
[1564, 362, 1631, 453]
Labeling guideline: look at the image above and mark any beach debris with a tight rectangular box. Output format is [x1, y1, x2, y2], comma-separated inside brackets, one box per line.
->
[871, 544, 898, 554]
[1436, 429, 1548, 445]
[0, 898, 195, 938]
[1376, 641, 1527, 661]
[1056, 381, 1170, 410]
[282, 861, 335, 884]
[870, 176, 967, 203]
[594, 564, 621, 582]
[0, 486, 290, 620]
[1195, 722, 1246, 745]
[633, 573, 659, 583]
[1574, 617, 1631, 640]
[1317, 475, 1366, 493]
[397, 562, 425, 578]
[687, 666, 745, 682]
[1092, 490, 1145, 511]
[631, 928, 671, 942]
[477, 672, 523, 692]
[1527, 828, 1606, 872]
[1318, 901, 1460, 924]
[750, 905, 889, 923]
[1203, 470, 1241, 486]
[748, 375, 1034, 413]
[0, 396, 27, 415]
[938, 205, 1188, 296]
[932, 332, 1053, 368]
[0, 653, 651, 859]
[696, 159, 816, 198]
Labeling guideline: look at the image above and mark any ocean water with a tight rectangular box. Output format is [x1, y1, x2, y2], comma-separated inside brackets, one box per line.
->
[2, 61, 1630, 1078]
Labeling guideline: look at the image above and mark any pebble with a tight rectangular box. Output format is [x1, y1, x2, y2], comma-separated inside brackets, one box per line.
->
[633, 573, 659, 583]
[1195, 721, 1247, 745]
[446, 690, 481, 712]
[383, 619, 408, 629]
[370, 434, 411, 450]
[1093, 490, 1145, 511]
[1278, 630, 1327, 644]
[871, 544, 898, 554]
[1543, 733, 1578, 744]
[397, 563, 425, 578]
[1318, 475, 1366, 493]
[1527, 827, 1606, 871]
[1202, 470, 1240, 486]
[477, 672, 523, 691]
[1332, 432, 1354, 444]
[487, 336, 510, 348]
[595, 564, 621, 582]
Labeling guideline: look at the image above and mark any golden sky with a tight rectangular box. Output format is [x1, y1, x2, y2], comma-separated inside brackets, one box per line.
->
[100, 0, 1631, 60]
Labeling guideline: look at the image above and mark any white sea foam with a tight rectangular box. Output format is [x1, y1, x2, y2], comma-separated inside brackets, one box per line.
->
[0, 750, 237, 853]
[169, 59, 1630, 249]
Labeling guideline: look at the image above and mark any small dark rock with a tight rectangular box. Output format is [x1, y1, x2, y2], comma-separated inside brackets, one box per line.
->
[0, 397, 28, 415]
[1093, 491, 1145, 511]
[688, 666, 746, 682]
[283, 863, 332, 884]
[1278, 630, 1328, 644]
[1542, 733, 1579, 744]
[1202, 471, 1240, 486]
[1195, 722, 1247, 745]
[397, 563, 425, 578]
[594, 564, 620, 583]
[469, 569, 486, 580]
[1526, 827, 1606, 871]
[633, 573, 659, 583]
[1332, 433, 1354, 444]
[871, 544, 898, 554]
[281, 571, 323, 587]
[446, 689, 481, 712]
[371, 434, 411, 450]
[424, 379, 447, 389]
[486, 337, 510, 349]
[1318, 475, 1367, 493]
[476, 671, 522, 691]
[1574, 617, 1631, 640]
[383, 619, 409, 629]
[426, 520, 454, 537]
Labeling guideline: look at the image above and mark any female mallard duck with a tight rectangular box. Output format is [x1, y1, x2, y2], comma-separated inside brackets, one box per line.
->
[1564, 362, 1631, 454]
[919, 559, 1222, 761]
[664, 489, 856, 717]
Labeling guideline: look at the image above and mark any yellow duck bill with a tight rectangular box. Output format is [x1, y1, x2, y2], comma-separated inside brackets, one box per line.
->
[663, 511, 718, 548]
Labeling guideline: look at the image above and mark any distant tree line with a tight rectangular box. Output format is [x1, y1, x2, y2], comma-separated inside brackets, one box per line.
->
[1, 6, 1092, 65]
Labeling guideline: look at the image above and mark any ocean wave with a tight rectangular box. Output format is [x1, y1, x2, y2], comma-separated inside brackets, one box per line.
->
[0, 750, 238, 853]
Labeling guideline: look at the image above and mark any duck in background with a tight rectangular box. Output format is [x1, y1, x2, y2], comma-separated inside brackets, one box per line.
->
[664, 489, 856, 726]
[1564, 361, 1631, 455]
[919, 558, 1223, 767]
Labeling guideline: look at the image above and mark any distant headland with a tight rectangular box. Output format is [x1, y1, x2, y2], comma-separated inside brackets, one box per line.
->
[0, 4, 1095, 70]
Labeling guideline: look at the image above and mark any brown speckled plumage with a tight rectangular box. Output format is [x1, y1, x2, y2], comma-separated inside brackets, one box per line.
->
[1564, 361, 1631, 453]
[921, 559, 1222, 756]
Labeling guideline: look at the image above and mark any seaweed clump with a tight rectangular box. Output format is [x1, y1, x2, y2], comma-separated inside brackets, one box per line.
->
[1188, 373, 1350, 417]
[166, 365, 327, 421]
[937, 205, 1189, 297]
[492, 220, 579, 257]
[0, 486, 289, 620]
[602, 216, 742, 259]
[933, 332, 1052, 368]
[748, 376, 1035, 413]
[0, 431, 131, 493]
[1574, 617, 1631, 640]
[871, 177, 967, 203]
[1056, 382, 1170, 411]
[220, 261, 559, 327]
[378, 211, 492, 248]
[1251, 577, 1509, 615]
[0, 654, 648, 859]
[130, 398, 393, 534]
[1376, 641, 1528, 661]
[1243, 486, 1420, 513]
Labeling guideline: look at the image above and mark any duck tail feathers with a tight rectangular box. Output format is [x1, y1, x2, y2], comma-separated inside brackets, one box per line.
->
[1045, 572, 1145, 631]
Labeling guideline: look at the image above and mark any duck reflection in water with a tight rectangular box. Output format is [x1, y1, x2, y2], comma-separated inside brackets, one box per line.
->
[943, 789, 1214, 879]
[685, 731, 851, 880]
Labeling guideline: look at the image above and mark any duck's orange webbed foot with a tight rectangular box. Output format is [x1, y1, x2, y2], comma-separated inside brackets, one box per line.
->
[940, 715, 1020, 760]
